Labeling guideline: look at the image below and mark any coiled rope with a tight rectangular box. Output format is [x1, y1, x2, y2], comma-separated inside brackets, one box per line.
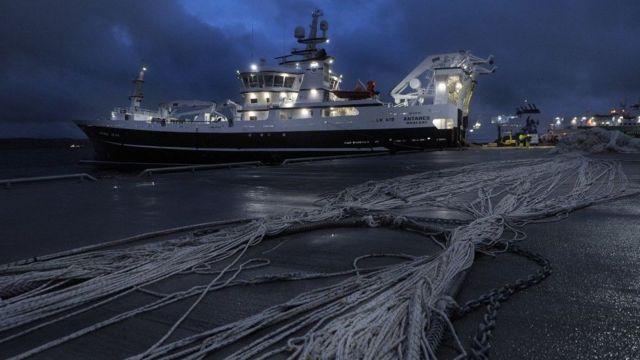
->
[0, 155, 637, 359]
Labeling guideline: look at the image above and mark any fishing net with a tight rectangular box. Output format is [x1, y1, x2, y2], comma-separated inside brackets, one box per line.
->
[554, 128, 640, 154]
[1, 154, 637, 359]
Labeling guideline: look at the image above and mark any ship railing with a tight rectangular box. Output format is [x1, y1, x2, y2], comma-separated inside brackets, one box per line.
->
[112, 107, 160, 117]
[0, 173, 97, 189]
[138, 162, 261, 177]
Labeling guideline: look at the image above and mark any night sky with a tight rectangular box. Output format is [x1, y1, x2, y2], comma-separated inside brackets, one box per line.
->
[1, 0, 639, 138]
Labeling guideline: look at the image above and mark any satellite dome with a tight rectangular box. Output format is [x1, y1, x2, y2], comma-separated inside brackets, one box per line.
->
[320, 20, 329, 32]
[409, 78, 421, 90]
[294, 26, 305, 39]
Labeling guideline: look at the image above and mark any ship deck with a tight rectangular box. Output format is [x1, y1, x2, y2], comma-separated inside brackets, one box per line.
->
[1, 148, 639, 359]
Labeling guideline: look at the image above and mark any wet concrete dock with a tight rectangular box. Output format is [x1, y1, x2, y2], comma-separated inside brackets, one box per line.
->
[1, 148, 639, 359]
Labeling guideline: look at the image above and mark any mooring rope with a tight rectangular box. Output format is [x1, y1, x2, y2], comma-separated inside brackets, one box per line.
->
[0, 154, 637, 360]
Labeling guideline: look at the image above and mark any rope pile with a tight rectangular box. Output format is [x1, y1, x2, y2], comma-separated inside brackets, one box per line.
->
[554, 127, 640, 154]
[0, 154, 636, 359]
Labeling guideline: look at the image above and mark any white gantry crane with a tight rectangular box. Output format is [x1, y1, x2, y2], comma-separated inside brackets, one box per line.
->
[390, 51, 496, 118]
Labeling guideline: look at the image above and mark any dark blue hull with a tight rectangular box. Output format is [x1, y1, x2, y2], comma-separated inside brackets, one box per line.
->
[77, 123, 463, 164]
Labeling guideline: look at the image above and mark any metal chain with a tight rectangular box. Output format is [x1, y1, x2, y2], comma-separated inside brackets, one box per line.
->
[450, 244, 553, 360]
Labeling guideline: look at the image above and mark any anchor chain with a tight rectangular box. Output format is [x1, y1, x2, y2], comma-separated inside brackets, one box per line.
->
[451, 244, 553, 360]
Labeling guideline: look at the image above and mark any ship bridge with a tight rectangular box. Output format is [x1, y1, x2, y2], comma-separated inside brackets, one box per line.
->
[238, 66, 304, 120]
[236, 9, 351, 121]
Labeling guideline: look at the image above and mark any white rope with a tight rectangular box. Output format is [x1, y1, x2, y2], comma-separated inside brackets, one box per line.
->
[0, 155, 637, 360]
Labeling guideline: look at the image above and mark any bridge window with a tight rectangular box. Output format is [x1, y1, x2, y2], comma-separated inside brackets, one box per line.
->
[284, 77, 295, 88]
[263, 75, 273, 87]
[248, 74, 258, 87]
[274, 75, 284, 87]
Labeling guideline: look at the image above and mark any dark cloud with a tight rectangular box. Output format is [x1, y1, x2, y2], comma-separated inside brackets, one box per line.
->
[1, 0, 639, 138]
[0, 0, 247, 137]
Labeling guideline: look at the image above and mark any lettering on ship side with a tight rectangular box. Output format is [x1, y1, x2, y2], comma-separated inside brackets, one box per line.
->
[402, 115, 431, 125]
[98, 131, 121, 138]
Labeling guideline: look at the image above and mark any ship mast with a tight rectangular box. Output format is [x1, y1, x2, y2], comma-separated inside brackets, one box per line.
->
[129, 65, 147, 110]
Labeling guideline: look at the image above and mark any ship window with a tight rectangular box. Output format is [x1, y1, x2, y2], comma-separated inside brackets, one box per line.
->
[242, 76, 250, 88]
[284, 77, 295, 88]
[249, 75, 258, 87]
[322, 107, 360, 117]
[294, 108, 313, 119]
[249, 115, 257, 121]
[263, 75, 274, 87]
[279, 110, 292, 120]
[274, 75, 284, 87]
[250, 98, 258, 104]
[266, 97, 270, 103]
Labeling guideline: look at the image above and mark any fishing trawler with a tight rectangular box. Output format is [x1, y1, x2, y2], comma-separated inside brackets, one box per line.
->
[75, 9, 496, 164]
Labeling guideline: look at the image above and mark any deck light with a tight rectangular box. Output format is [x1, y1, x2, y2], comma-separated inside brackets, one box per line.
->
[310, 61, 319, 68]
[310, 89, 318, 96]
[250, 64, 258, 71]
[437, 82, 446, 92]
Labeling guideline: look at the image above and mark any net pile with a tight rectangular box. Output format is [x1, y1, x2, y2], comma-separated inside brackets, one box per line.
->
[554, 127, 640, 154]
[0, 155, 637, 359]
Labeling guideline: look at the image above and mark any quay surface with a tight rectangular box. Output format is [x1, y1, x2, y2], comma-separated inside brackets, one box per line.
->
[1, 148, 638, 359]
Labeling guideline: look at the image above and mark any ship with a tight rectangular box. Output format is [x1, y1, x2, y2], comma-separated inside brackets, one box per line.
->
[75, 9, 496, 164]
